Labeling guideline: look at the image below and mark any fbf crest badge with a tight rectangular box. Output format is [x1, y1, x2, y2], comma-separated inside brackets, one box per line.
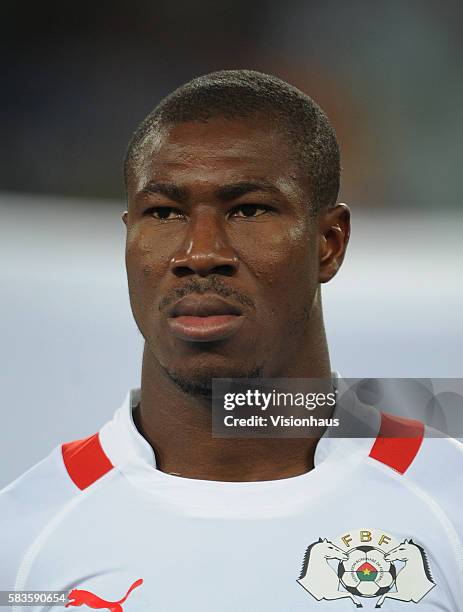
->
[297, 528, 435, 608]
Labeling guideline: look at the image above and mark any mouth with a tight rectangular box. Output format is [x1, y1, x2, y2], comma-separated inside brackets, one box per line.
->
[167, 294, 245, 342]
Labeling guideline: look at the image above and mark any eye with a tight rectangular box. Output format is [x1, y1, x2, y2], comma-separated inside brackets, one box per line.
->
[145, 206, 185, 221]
[229, 204, 273, 219]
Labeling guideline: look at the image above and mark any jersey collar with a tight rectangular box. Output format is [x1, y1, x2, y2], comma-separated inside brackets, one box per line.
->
[99, 388, 157, 468]
[99, 375, 381, 474]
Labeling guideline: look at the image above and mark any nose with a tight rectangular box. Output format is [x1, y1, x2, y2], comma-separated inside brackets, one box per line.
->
[169, 210, 239, 277]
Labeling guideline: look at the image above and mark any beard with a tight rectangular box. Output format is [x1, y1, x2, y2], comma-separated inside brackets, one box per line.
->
[161, 363, 264, 399]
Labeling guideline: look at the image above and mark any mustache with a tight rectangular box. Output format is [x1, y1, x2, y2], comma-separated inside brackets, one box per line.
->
[158, 275, 255, 312]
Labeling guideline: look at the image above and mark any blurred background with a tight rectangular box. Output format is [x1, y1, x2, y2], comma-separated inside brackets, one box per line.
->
[1, 0, 462, 486]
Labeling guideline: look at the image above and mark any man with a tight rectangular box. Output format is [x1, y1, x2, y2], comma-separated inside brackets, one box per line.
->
[1, 70, 462, 611]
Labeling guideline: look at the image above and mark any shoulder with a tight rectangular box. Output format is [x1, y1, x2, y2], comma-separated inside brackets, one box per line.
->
[406, 425, 463, 498]
[404, 426, 463, 542]
[0, 432, 115, 588]
[368, 412, 463, 534]
[0, 445, 75, 588]
[367, 411, 463, 476]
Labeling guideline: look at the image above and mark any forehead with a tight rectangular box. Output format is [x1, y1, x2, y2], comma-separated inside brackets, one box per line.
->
[129, 118, 306, 198]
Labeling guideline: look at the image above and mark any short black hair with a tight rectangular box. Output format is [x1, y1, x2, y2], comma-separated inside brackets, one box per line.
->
[124, 69, 340, 213]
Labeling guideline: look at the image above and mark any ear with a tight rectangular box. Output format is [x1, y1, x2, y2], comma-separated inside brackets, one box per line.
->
[122, 211, 128, 226]
[318, 203, 351, 284]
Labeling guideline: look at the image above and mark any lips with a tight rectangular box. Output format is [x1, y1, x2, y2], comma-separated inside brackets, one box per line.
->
[167, 295, 245, 342]
[169, 295, 242, 318]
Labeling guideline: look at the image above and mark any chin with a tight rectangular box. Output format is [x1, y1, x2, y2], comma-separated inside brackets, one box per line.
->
[162, 359, 264, 398]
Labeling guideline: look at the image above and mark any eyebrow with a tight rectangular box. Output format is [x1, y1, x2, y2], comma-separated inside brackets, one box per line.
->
[216, 180, 281, 201]
[139, 180, 281, 203]
[140, 181, 188, 203]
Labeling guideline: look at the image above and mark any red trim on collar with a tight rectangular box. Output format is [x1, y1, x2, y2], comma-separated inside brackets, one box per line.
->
[369, 412, 424, 474]
[62, 433, 114, 490]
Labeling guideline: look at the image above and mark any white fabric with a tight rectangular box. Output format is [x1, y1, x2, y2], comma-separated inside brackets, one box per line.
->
[1, 387, 463, 611]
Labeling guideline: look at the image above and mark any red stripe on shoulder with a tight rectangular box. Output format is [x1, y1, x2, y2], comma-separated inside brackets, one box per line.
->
[62, 433, 114, 490]
[369, 412, 425, 474]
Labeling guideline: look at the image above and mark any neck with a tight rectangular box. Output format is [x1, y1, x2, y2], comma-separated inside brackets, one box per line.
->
[135, 306, 331, 482]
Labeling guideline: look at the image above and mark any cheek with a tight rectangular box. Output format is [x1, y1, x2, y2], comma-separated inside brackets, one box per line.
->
[126, 225, 172, 266]
[125, 229, 170, 300]
[247, 221, 317, 288]
[250, 222, 319, 331]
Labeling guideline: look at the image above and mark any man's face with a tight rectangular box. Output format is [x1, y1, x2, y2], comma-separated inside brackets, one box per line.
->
[123, 117, 342, 391]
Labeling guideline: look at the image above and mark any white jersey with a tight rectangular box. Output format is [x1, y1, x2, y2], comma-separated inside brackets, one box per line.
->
[1, 388, 463, 611]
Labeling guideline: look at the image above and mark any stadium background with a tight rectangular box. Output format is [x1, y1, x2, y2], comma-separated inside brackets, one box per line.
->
[1, 0, 462, 487]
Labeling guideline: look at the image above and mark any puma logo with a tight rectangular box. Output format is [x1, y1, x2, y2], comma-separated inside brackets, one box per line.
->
[66, 578, 143, 611]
